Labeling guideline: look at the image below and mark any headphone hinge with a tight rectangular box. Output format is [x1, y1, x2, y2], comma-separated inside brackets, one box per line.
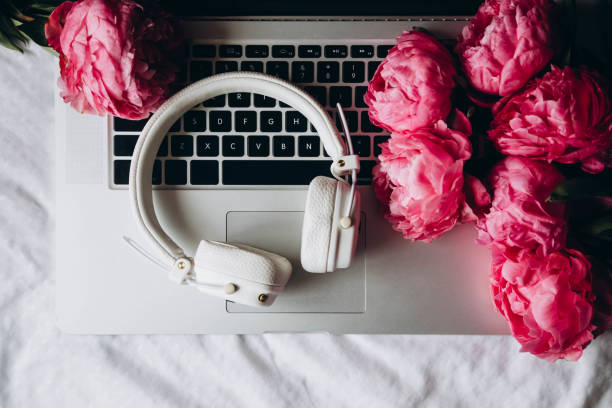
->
[332, 154, 360, 178]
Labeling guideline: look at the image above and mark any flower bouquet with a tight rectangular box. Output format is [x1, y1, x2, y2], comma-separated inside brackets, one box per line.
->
[367, 0, 612, 361]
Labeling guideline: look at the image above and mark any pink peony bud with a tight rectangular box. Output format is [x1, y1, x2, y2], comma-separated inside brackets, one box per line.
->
[364, 30, 456, 134]
[477, 157, 567, 255]
[455, 0, 558, 96]
[490, 246, 595, 361]
[488, 67, 612, 173]
[45, 0, 182, 120]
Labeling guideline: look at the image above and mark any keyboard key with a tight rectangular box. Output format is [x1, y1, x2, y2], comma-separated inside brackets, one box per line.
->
[377, 45, 393, 58]
[248, 135, 270, 157]
[254, 94, 276, 107]
[374, 135, 390, 156]
[183, 110, 206, 132]
[355, 86, 368, 108]
[240, 61, 264, 73]
[273, 136, 295, 157]
[219, 45, 242, 58]
[190, 61, 212, 81]
[197, 135, 219, 156]
[304, 86, 326, 107]
[343, 61, 365, 83]
[171, 135, 193, 157]
[266, 61, 289, 80]
[357, 160, 376, 185]
[191, 160, 219, 185]
[113, 160, 161, 185]
[228, 92, 250, 107]
[298, 136, 320, 157]
[223, 160, 333, 185]
[272, 45, 295, 58]
[361, 111, 382, 132]
[351, 45, 374, 58]
[235, 111, 257, 132]
[368, 61, 381, 80]
[210, 111, 231, 132]
[192, 44, 215, 58]
[335, 110, 358, 133]
[286, 111, 307, 132]
[260, 111, 282, 132]
[165, 160, 187, 185]
[324, 45, 348, 58]
[114, 135, 138, 156]
[292, 61, 314, 83]
[317, 61, 339, 83]
[113, 116, 149, 131]
[223, 135, 244, 156]
[350, 136, 370, 157]
[157, 136, 168, 157]
[246, 45, 268, 58]
[329, 86, 352, 107]
[298, 45, 321, 58]
[215, 61, 238, 73]
[169, 119, 181, 132]
[152, 160, 162, 185]
[114, 160, 131, 184]
[203, 95, 225, 108]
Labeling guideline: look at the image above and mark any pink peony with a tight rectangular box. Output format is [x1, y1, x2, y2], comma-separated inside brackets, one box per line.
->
[455, 0, 557, 96]
[489, 66, 612, 173]
[490, 246, 595, 361]
[45, 0, 182, 120]
[477, 157, 567, 255]
[372, 113, 474, 242]
[364, 30, 456, 134]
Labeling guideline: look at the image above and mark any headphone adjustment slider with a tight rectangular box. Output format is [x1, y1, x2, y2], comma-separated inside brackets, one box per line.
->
[169, 258, 193, 284]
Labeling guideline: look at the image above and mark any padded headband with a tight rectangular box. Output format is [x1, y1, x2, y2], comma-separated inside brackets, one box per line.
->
[129, 72, 352, 266]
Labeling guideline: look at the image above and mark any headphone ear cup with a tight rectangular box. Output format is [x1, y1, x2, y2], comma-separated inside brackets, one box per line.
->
[301, 176, 337, 273]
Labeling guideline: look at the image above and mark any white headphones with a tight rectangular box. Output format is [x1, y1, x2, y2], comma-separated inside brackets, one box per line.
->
[128, 72, 361, 307]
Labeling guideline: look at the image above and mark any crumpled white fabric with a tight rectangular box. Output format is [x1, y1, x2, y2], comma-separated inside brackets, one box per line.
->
[1, 45, 611, 408]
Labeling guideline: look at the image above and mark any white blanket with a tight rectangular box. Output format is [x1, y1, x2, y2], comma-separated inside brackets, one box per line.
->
[1, 45, 610, 408]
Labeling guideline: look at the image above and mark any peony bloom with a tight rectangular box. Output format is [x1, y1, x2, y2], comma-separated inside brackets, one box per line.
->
[45, 0, 182, 120]
[455, 0, 557, 96]
[372, 113, 474, 242]
[490, 246, 595, 361]
[364, 30, 456, 134]
[477, 157, 567, 255]
[489, 66, 612, 173]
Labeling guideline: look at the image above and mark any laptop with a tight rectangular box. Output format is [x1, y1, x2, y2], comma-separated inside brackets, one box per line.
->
[55, 0, 509, 334]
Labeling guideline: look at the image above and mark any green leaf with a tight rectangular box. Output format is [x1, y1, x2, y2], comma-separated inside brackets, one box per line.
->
[0, 31, 23, 51]
[19, 17, 48, 47]
[548, 176, 612, 202]
[581, 214, 612, 237]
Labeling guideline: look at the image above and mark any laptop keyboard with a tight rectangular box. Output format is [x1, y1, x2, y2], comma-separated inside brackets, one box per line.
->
[110, 41, 394, 188]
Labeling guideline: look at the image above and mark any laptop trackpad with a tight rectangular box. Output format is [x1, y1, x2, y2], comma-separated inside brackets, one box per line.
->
[226, 211, 366, 313]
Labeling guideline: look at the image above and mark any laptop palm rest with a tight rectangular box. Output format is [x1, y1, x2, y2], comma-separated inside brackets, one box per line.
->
[226, 211, 366, 313]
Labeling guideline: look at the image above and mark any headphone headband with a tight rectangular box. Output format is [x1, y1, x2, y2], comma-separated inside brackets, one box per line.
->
[129, 72, 354, 266]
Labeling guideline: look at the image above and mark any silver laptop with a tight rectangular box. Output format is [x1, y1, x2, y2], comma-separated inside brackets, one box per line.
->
[55, 1, 508, 334]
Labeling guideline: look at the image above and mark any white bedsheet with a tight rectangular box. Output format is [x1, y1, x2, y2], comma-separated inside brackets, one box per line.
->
[1, 45, 611, 408]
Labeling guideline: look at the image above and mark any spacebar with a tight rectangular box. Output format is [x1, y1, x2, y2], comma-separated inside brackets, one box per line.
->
[223, 160, 333, 185]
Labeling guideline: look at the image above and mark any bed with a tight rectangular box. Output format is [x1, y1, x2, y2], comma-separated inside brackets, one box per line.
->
[1, 44, 610, 408]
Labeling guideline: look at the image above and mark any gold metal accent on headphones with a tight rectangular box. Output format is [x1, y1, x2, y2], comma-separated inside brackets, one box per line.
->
[258, 294, 268, 303]
[338, 159, 346, 167]
[177, 261, 186, 270]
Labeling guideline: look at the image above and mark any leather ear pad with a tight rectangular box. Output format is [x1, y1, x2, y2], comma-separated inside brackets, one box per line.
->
[193, 240, 292, 287]
[301, 176, 338, 273]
